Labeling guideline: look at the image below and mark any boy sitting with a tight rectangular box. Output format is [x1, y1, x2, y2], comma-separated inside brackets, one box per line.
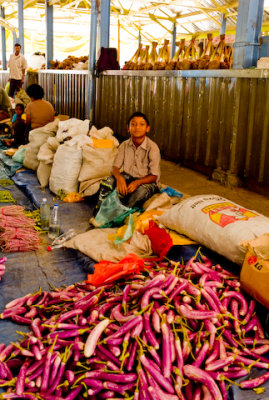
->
[95, 111, 160, 213]
[12, 103, 27, 147]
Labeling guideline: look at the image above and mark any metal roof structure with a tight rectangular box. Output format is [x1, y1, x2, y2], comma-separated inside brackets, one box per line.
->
[0, 0, 269, 44]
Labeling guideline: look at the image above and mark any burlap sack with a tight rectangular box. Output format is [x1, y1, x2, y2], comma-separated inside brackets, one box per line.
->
[64, 228, 152, 262]
[23, 120, 59, 170]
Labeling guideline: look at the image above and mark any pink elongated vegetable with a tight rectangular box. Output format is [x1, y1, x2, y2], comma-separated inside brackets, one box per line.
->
[85, 370, 137, 382]
[205, 355, 235, 372]
[131, 319, 143, 338]
[106, 315, 143, 340]
[161, 318, 172, 378]
[240, 370, 269, 389]
[222, 291, 248, 316]
[144, 312, 159, 350]
[192, 341, 210, 368]
[111, 304, 134, 323]
[141, 287, 161, 309]
[1, 306, 27, 319]
[177, 305, 218, 320]
[84, 318, 110, 357]
[140, 353, 175, 394]
[168, 281, 188, 301]
[5, 293, 31, 309]
[242, 299, 255, 326]
[183, 365, 222, 400]
[152, 305, 167, 333]
[56, 308, 83, 324]
[16, 359, 30, 395]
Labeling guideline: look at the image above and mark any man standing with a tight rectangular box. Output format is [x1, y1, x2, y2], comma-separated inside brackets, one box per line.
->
[8, 43, 27, 98]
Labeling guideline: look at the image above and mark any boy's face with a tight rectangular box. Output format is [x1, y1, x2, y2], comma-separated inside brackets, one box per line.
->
[15, 106, 23, 116]
[128, 116, 150, 140]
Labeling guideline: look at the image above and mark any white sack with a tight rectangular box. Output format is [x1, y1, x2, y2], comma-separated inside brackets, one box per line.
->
[79, 145, 118, 182]
[158, 194, 269, 265]
[37, 162, 52, 188]
[56, 118, 90, 142]
[64, 228, 152, 262]
[23, 120, 59, 170]
[49, 143, 82, 195]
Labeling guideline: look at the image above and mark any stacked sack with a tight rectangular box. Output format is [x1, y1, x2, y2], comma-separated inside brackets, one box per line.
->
[23, 117, 118, 199]
[78, 126, 119, 197]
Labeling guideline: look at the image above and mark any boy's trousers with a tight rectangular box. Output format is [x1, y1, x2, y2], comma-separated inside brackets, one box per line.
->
[97, 173, 159, 211]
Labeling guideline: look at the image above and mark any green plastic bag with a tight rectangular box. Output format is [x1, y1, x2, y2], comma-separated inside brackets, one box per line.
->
[114, 214, 135, 244]
[5, 81, 10, 95]
[95, 189, 132, 227]
[12, 147, 26, 163]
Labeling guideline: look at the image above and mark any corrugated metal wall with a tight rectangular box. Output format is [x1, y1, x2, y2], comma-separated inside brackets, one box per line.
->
[95, 70, 269, 194]
[0, 68, 268, 194]
[0, 71, 9, 89]
[38, 70, 88, 120]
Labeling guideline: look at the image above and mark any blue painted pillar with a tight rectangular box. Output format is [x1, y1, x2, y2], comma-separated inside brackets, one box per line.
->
[233, 0, 264, 68]
[171, 22, 176, 58]
[18, 0, 24, 53]
[87, 0, 98, 120]
[45, 0, 53, 69]
[13, 31, 18, 48]
[220, 14, 226, 35]
[100, 0, 110, 48]
[1, 7, 6, 70]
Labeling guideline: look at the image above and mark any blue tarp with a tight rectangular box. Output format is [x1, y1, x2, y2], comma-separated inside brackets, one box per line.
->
[0, 151, 268, 400]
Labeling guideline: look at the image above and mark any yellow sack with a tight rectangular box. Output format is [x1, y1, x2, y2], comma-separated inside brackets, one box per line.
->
[92, 137, 114, 149]
[240, 233, 269, 308]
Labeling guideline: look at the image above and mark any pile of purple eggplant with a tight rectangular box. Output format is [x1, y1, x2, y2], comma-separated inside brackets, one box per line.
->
[0, 254, 268, 400]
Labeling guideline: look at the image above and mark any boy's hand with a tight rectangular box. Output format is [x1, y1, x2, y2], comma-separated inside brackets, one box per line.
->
[116, 175, 128, 196]
[127, 180, 140, 193]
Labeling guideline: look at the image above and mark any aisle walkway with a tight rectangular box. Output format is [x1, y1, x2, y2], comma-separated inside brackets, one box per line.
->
[161, 160, 269, 218]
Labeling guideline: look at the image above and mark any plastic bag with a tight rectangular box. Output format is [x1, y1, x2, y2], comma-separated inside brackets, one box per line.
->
[5, 81, 10, 95]
[160, 186, 183, 198]
[143, 220, 173, 258]
[12, 147, 26, 163]
[86, 253, 145, 286]
[115, 214, 135, 245]
[63, 192, 84, 203]
[94, 189, 131, 227]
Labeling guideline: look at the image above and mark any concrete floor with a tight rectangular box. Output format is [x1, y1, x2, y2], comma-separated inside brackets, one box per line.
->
[160, 159, 269, 218]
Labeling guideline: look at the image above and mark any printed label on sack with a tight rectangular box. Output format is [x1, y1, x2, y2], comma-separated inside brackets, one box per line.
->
[247, 255, 263, 271]
[202, 202, 258, 227]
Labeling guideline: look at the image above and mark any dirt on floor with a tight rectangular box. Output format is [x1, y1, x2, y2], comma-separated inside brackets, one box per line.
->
[160, 159, 269, 218]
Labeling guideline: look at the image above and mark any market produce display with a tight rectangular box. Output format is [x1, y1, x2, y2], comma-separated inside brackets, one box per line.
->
[49, 56, 88, 70]
[124, 34, 233, 70]
[0, 206, 40, 252]
[0, 254, 268, 399]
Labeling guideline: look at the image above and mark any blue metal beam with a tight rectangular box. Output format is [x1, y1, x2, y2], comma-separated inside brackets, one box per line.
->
[13, 31, 18, 48]
[233, 0, 264, 68]
[87, 0, 98, 121]
[1, 7, 6, 70]
[219, 13, 226, 36]
[45, 0, 53, 69]
[18, 0, 24, 53]
[100, 0, 110, 48]
[171, 22, 176, 59]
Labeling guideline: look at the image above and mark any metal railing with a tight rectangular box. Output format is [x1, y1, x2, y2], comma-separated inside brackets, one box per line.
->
[38, 70, 88, 120]
[95, 69, 269, 195]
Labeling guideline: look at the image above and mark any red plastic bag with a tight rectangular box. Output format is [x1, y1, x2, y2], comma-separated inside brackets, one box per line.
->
[86, 254, 145, 286]
[143, 220, 173, 259]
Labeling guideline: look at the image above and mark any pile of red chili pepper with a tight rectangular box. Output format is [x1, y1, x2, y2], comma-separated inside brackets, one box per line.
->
[0, 255, 268, 399]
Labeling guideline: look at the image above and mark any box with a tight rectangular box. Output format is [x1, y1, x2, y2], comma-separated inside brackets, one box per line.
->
[240, 234, 269, 309]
